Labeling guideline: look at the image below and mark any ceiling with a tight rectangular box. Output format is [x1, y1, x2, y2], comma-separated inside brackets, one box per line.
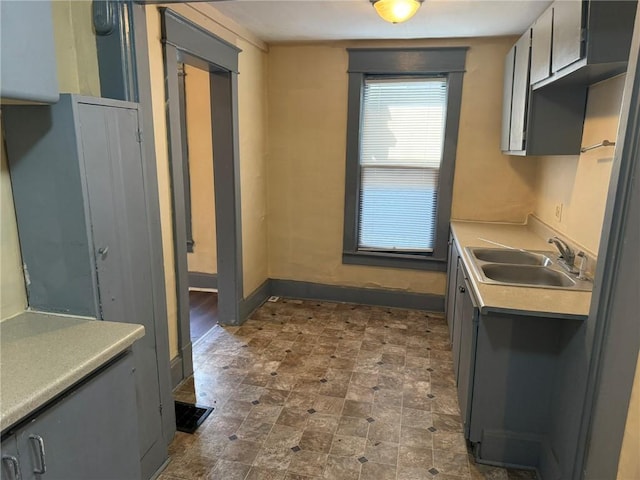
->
[210, 0, 552, 42]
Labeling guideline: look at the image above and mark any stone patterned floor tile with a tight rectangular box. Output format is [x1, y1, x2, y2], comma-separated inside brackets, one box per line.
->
[329, 435, 367, 457]
[434, 449, 472, 477]
[159, 299, 538, 480]
[363, 440, 399, 466]
[367, 419, 401, 444]
[246, 466, 287, 480]
[400, 425, 435, 449]
[298, 430, 334, 453]
[321, 454, 361, 479]
[287, 450, 328, 477]
[335, 415, 370, 438]
[398, 445, 435, 470]
[209, 459, 251, 480]
[359, 461, 397, 480]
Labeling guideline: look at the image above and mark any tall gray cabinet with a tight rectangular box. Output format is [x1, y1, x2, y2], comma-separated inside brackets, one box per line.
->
[3, 95, 174, 479]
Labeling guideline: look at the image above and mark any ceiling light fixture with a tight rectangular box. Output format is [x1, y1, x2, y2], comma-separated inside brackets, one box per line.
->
[371, 0, 424, 24]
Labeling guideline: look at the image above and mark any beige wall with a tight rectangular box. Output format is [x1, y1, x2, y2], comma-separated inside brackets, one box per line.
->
[145, 4, 269, 358]
[184, 64, 217, 275]
[51, 0, 100, 96]
[618, 353, 640, 480]
[266, 37, 536, 295]
[0, 136, 27, 321]
[533, 74, 626, 254]
[238, 36, 269, 295]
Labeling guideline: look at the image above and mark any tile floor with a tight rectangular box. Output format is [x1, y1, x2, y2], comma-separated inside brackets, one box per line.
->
[160, 299, 537, 480]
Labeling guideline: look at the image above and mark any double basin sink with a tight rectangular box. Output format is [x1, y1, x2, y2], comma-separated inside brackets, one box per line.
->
[466, 248, 592, 291]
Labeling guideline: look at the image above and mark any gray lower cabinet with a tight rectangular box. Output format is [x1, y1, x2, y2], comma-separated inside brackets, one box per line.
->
[446, 237, 584, 476]
[455, 276, 478, 438]
[451, 258, 465, 378]
[448, 254, 479, 438]
[1, 436, 19, 480]
[4, 95, 173, 479]
[469, 313, 567, 473]
[445, 236, 460, 343]
[1, 353, 140, 480]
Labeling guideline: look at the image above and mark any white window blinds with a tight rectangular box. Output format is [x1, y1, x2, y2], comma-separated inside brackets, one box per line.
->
[358, 77, 448, 253]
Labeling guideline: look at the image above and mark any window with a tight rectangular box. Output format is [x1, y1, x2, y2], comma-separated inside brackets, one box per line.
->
[343, 48, 467, 271]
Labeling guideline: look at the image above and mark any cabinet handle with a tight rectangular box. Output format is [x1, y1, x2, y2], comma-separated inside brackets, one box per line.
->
[28, 435, 46, 474]
[458, 286, 466, 293]
[97, 246, 109, 257]
[2, 456, 22, 480]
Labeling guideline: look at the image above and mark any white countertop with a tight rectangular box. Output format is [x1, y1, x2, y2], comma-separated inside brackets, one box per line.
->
[0, 311, 144, 433]
[451, 220, 592, 320]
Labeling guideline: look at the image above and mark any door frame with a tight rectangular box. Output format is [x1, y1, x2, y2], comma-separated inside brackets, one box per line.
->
[576, 6, 640, 478]
[160, 8, 244, 382]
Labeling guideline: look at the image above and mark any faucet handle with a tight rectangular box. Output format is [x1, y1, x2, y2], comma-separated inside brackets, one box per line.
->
[577, 251, 589, 280]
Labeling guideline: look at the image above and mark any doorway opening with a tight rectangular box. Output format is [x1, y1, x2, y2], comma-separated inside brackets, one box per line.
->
[177, 61, 220, 345]
[161, 8, 244, 385]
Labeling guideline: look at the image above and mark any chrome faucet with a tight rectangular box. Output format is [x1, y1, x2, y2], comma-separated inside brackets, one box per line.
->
[548, 236, 575, 268]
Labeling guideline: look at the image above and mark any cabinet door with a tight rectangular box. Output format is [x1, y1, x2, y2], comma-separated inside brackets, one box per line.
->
[509, 30, 532, 152]
[500, 46, 516, 152]
[457, 277, 478, 438]
[530, 6, 553, 84]
[77, 103, 165, 473]
[452, 259, 465, 379]
[1, 436, 20, 480]
[552, 0, 584, 73]
[445, 238, 459, 342]
[16, 354, 140, 480]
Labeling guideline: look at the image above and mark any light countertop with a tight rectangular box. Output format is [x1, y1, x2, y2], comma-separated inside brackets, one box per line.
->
[450, 220, 592, 320]
[0, 311, 144, 433]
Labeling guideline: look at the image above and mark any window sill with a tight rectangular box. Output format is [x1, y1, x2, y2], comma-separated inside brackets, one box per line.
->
[342, 251, 447, 272]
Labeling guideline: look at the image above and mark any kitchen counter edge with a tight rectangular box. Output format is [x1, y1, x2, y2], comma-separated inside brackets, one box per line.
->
[1, 311, 144, 433]
[450, 221, 591, 321]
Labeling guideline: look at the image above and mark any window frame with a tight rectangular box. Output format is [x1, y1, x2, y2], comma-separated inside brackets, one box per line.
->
[342, 47, 468, 271]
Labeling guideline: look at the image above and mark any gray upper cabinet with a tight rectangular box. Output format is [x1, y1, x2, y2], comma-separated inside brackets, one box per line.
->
[3, 96, 172, 479]
[502, 0, 636, 155]
[500, 46, 516, 152]
[530, 6, 553, 84]
[0, 0, 59, 104]
[551, 0, 584, 74]
[532, 0, 637, 89]
[509, 30, 532, 152]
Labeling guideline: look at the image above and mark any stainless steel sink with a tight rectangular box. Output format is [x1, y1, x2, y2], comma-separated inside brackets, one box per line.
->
[465, 247, 592, 291]
[469, 248, 553, 266]
[481, 264, 575, 287]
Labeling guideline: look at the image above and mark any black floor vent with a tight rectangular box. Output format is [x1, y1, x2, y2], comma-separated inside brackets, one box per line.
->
[174, 401, 214, 434]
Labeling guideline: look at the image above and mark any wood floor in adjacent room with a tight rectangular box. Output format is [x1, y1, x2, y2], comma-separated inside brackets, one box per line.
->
[190, 290, 219, 343]
[162, 299, 537, 480]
